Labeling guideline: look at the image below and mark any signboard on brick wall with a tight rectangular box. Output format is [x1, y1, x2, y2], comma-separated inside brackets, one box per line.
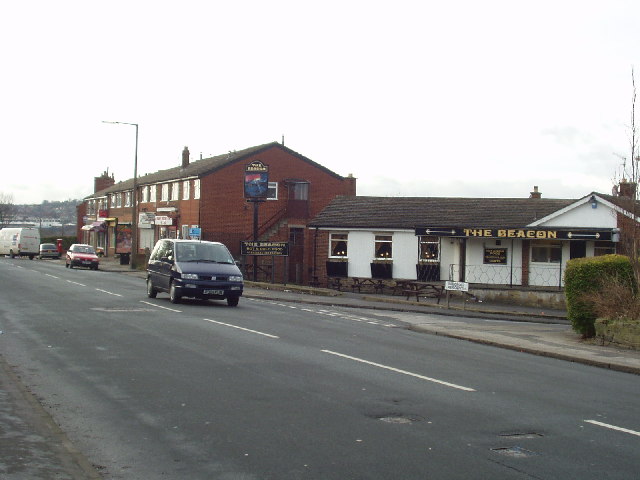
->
[241, 241, 289, 256]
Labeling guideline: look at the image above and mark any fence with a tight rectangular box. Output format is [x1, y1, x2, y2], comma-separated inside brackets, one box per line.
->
[449, 264, 565, 289]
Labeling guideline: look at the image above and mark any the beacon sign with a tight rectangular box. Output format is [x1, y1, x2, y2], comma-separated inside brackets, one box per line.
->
[415, 226, 613, 241]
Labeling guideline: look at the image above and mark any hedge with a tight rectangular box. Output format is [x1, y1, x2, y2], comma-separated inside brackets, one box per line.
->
[564, 254, 636, 337]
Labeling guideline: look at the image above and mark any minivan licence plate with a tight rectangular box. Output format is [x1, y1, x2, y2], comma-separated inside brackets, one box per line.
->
[204, 289, 223, 295]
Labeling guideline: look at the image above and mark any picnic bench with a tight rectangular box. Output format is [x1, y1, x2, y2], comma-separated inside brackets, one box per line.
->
[327, 276, 386, 293]
[401, 281, 446, 304]
[350, 277, 386, 294]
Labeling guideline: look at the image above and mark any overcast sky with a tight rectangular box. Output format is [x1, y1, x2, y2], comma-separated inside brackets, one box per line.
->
[2, 1, 639, 205]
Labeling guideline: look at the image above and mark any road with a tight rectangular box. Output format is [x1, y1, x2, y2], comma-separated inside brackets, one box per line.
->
[1, 256, 639, 479]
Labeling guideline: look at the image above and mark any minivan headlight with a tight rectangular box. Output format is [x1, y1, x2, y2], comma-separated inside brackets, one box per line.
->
[182, 273, 199, 280]
[229, 275, 243, 282]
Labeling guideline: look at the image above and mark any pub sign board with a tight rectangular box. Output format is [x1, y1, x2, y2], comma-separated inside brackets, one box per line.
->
[244, 160, 269, 199]
[415, 226, 613, 241]
[241, 241, 289, 256]
[484, 248, 508, 264]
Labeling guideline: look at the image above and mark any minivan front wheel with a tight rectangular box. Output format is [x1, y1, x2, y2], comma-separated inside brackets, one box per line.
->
[227, 295, 239, 307]
[146, 278, 157, 298]
[169, 282, 181, 304]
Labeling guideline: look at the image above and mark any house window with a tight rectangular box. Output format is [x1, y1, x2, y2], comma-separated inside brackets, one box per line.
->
[116, 193, 122, 208]
[194, 179, 200, 199]
[290, 182, 309, 200]
[419, 236, 439, 262]
[594, 241, 616, 256]
[125, 191, 131, 207]
[161, 184, 169, 201]
[141, 186, 149, 203]
[267, 182, 278, 200]
[149, 185, 156, 203]
[171, 182, 180, 201]
[330, 233, 348, 257]
[374, 235, 393, 259]
[531, 240, 562, 263]
[183, 180, 190, 200]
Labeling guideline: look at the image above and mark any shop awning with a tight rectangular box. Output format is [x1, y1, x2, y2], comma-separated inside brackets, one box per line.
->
[82, 221, 106, 232]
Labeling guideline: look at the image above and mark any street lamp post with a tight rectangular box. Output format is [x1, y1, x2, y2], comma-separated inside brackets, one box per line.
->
[102, 121, 139, 270]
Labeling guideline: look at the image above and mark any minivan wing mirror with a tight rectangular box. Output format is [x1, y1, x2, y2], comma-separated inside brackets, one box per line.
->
[161, 256, 174, 264]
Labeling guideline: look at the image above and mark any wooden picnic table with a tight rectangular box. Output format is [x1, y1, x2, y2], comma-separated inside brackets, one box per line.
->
[402, 281, 446, 304]
[350, 277, 386, 294]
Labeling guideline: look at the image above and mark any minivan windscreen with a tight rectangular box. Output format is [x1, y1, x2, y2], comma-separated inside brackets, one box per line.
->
[175, 243, 235, 264]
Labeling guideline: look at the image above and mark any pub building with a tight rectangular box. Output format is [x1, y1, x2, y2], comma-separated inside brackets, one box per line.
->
[308, 185, 635, 296]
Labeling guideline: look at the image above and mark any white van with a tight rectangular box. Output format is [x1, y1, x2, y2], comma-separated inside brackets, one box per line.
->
[0, 227, 41, 259]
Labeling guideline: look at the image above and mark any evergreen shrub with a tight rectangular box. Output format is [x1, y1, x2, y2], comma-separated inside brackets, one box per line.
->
[564, 254, 636, 337]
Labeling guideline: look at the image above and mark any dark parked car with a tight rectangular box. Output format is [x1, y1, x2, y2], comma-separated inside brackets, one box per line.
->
[146, 239, 243, 306]
[39, 243, 60, 259]
[66, 244, 100, 270]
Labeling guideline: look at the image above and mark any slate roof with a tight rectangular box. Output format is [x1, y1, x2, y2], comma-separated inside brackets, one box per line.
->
[87, 142, 343, 199]
[308, 195, 576, 230]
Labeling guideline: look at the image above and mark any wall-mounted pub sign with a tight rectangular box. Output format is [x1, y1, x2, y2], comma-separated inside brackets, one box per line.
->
[415, 226, 613, 241]
[241, 241, 289, 256]
[244, 160, 269, 199]
[484, 248, 508, 264]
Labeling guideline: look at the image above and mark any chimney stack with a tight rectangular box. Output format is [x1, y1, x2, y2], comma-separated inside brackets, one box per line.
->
[182, 146, 190, 168]
[529, 186, 542, 199]
[94, 170, 115, 193]
[618, 178, 637, 199]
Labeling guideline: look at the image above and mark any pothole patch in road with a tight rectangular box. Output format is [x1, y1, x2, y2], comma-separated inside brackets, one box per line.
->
[491, 446, 540, 458]
[369, 413, 425, 424]
[90, 307, 155, 313]
[498, 432, 544, 439]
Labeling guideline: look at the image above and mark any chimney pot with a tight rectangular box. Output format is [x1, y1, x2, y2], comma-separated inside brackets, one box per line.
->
[182, 146, 190, 168]
[529, 186, 542, 199]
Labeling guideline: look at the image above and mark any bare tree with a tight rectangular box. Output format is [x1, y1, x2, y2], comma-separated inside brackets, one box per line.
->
[614, 67, 640, 282]
[0, 192, 16, 226]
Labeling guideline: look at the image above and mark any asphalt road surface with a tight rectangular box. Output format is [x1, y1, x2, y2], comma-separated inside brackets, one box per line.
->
[1, 257, 639, 479]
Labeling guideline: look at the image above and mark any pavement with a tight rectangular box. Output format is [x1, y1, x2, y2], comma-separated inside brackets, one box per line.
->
[2, 254, 640, 478]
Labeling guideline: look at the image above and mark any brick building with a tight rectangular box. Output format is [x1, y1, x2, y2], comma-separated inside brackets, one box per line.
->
[79, 142, 356, 284]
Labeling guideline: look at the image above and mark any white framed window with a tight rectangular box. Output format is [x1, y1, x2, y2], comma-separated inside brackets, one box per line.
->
[183, 180, 190, 200]
[171, 181, 180, 200]
[116, 193, 122, 208]
[161, 184, 169, 201]
[419, 236, 440, 262]
[194, 179, 200, 199]
[329, 233, 348, 257]
[125, 191, 132, 207]
[531, 240, 561, 263]
[181, 224, 189, 239]
[149, 185, 157, 203]
[267, 182, 278, 200]
[594, 241, 616, 256]
[141, 186, 149, 203]
[374, 234, 393, 259]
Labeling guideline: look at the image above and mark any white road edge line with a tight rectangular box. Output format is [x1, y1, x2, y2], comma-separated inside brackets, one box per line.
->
[584, 420, 640, 437]
[95, 288, 122, 297]
[203, 318, 279, 339]
[140, 301, 182, 313]
[66, 280, 86, 287]
[45, 274, 59, 279]
[321, 350, 476, 392]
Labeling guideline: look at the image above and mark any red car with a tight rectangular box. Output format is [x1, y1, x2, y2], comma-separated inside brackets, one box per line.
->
[66, 244, 100, 270]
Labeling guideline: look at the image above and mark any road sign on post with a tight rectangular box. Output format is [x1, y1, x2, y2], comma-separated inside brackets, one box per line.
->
[445, 281, 470, 310]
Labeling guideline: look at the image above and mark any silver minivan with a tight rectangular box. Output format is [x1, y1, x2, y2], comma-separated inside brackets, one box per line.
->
[146, 239, 244, 306]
